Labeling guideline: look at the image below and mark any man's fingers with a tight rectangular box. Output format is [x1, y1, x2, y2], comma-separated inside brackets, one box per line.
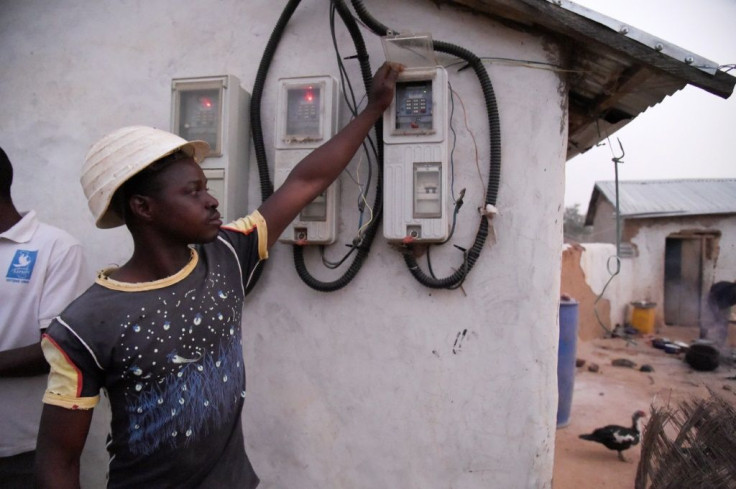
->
[386, 62, 404, 80]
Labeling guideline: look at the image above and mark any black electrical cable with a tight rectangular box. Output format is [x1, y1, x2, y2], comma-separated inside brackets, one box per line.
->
[251, 0, 301, 202]
[247, 0, 381, 293]
[330, 5, 361, 118]
[329, 4, 376, 222]
[244, 0, 303, 295]
[350, 0, 502, 290]
[426, 189, 465, 280]
[291, 0, 384, 292]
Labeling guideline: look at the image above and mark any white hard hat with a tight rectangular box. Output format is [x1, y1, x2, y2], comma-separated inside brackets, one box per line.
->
[80, 126, 210, 229]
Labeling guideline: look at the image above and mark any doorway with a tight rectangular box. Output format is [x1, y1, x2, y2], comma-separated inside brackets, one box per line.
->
[663, 233, 718, 326]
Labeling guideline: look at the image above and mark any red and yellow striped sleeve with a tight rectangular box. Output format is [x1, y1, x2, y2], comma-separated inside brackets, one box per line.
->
[222, 210, 269, 261]
[41, 334, 99, 410]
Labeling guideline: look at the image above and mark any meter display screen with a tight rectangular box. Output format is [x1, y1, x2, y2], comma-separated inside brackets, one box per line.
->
[178, 88, 220, 153]
[286, 86, 321, 138]
[395, 80, 433, 130]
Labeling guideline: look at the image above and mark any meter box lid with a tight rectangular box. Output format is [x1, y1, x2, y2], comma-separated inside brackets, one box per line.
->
[382, 33, 437, 71]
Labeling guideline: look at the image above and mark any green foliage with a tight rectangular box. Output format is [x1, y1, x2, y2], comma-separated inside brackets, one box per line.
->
[563, 204, 591, 241]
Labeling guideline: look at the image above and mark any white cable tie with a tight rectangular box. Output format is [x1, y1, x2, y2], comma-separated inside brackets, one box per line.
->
[481, 204, 498, 218]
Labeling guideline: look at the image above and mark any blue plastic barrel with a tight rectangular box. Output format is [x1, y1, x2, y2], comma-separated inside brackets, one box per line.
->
[557, 298, 579, 428]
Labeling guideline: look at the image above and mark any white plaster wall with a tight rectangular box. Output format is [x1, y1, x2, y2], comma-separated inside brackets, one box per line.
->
[573, 242, 649, 328]
[1, 1, 568, 487]
[574, 243, 628, 326]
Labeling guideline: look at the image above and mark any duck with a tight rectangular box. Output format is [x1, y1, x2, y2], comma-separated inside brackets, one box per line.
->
[579, 410, 647, 461]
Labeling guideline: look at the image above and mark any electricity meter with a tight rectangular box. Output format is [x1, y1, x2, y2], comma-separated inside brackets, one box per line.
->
[382, 34, 450, 242]
[274, 75, 340, 244]
[171, 75, 251, 223]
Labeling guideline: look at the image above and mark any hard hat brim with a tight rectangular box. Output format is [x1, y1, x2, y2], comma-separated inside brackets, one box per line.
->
[80, 126, 211, 229]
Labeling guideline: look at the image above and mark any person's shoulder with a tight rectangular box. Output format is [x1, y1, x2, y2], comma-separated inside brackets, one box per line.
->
[219, 210, 269, 260]
[35, 219, 83, 247]
[221, 210, 266, 236]
[58, 281, 116, 321]
[709, 281, 736, 307]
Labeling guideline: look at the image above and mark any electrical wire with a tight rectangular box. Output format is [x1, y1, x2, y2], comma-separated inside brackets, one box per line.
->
[426, 81, 463, 279]
[247, 0, 382, 292]
[354, 154, 375, 236]
[449, 84, 485, 204]
[290, 0, 385, 292]
[350, 0, 502, 290]
[320, 243, 358, 269]
[330, 5, 360, 117]
[329, 3, 376, 230]
[318, 152, 374, 270]
[590, 124, 635, 342]
[245, 0, 302, 295]
[446, 57, 589, 74]
[448, 81, 458, 202]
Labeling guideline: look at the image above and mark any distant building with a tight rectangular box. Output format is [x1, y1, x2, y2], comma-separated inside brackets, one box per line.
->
[584, 179, 736, 327]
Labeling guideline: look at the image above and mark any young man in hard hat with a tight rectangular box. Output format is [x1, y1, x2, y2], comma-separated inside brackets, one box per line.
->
[34, 62, 402, 489]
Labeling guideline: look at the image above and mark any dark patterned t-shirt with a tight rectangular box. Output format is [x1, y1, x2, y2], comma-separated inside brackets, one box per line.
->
[42, 212, 268, 489]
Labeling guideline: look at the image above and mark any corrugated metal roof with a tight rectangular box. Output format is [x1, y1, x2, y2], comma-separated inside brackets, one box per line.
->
[589, 179, 736, 221]
[440, 0, 736, 159]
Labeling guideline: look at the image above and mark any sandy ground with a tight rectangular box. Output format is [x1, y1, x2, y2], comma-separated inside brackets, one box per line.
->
[552, 326, 736, 489]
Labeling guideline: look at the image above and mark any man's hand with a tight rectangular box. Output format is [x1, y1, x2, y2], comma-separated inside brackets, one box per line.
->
[365, 62, 404, 116]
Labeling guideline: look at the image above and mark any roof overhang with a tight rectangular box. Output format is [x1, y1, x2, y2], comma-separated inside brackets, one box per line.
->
[431, 0, 736, 160]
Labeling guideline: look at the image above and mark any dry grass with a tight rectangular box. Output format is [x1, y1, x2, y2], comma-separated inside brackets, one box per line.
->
[635, 390, 736, 489]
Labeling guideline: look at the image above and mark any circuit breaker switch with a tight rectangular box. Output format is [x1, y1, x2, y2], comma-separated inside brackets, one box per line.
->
[413, 162, 442, 218]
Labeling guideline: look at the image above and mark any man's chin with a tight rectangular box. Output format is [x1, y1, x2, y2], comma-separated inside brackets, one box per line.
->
[192, 229, 220, 244]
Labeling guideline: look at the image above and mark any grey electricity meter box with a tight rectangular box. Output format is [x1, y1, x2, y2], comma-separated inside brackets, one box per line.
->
[273, 75, 341, 244]
[382, 33, 450, 242]
[171, 75, 251, 223]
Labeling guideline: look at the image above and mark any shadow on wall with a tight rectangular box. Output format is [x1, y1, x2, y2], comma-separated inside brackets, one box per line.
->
[561, 244, 612, 341]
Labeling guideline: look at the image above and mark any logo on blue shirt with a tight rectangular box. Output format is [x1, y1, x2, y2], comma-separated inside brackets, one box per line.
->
[6, 249, 38, 283]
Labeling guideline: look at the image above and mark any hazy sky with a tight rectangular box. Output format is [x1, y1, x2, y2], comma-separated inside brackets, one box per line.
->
[564, 0, 736, 213]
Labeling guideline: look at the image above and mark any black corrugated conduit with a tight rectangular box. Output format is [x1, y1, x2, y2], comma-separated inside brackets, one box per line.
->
[246, 0, 302, 295]
[248, 0, 383, 293]
[350, 0, 502, 289]
[251, 0, 302, 202]
[291, 0, 384, 292]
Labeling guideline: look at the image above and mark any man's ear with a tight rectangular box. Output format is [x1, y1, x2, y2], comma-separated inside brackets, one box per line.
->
[128, 194, 155, 223]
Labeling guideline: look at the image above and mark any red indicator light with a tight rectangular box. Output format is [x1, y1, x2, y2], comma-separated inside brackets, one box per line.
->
[200, 97, 213, 109]
[305, 90, 314, 103]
